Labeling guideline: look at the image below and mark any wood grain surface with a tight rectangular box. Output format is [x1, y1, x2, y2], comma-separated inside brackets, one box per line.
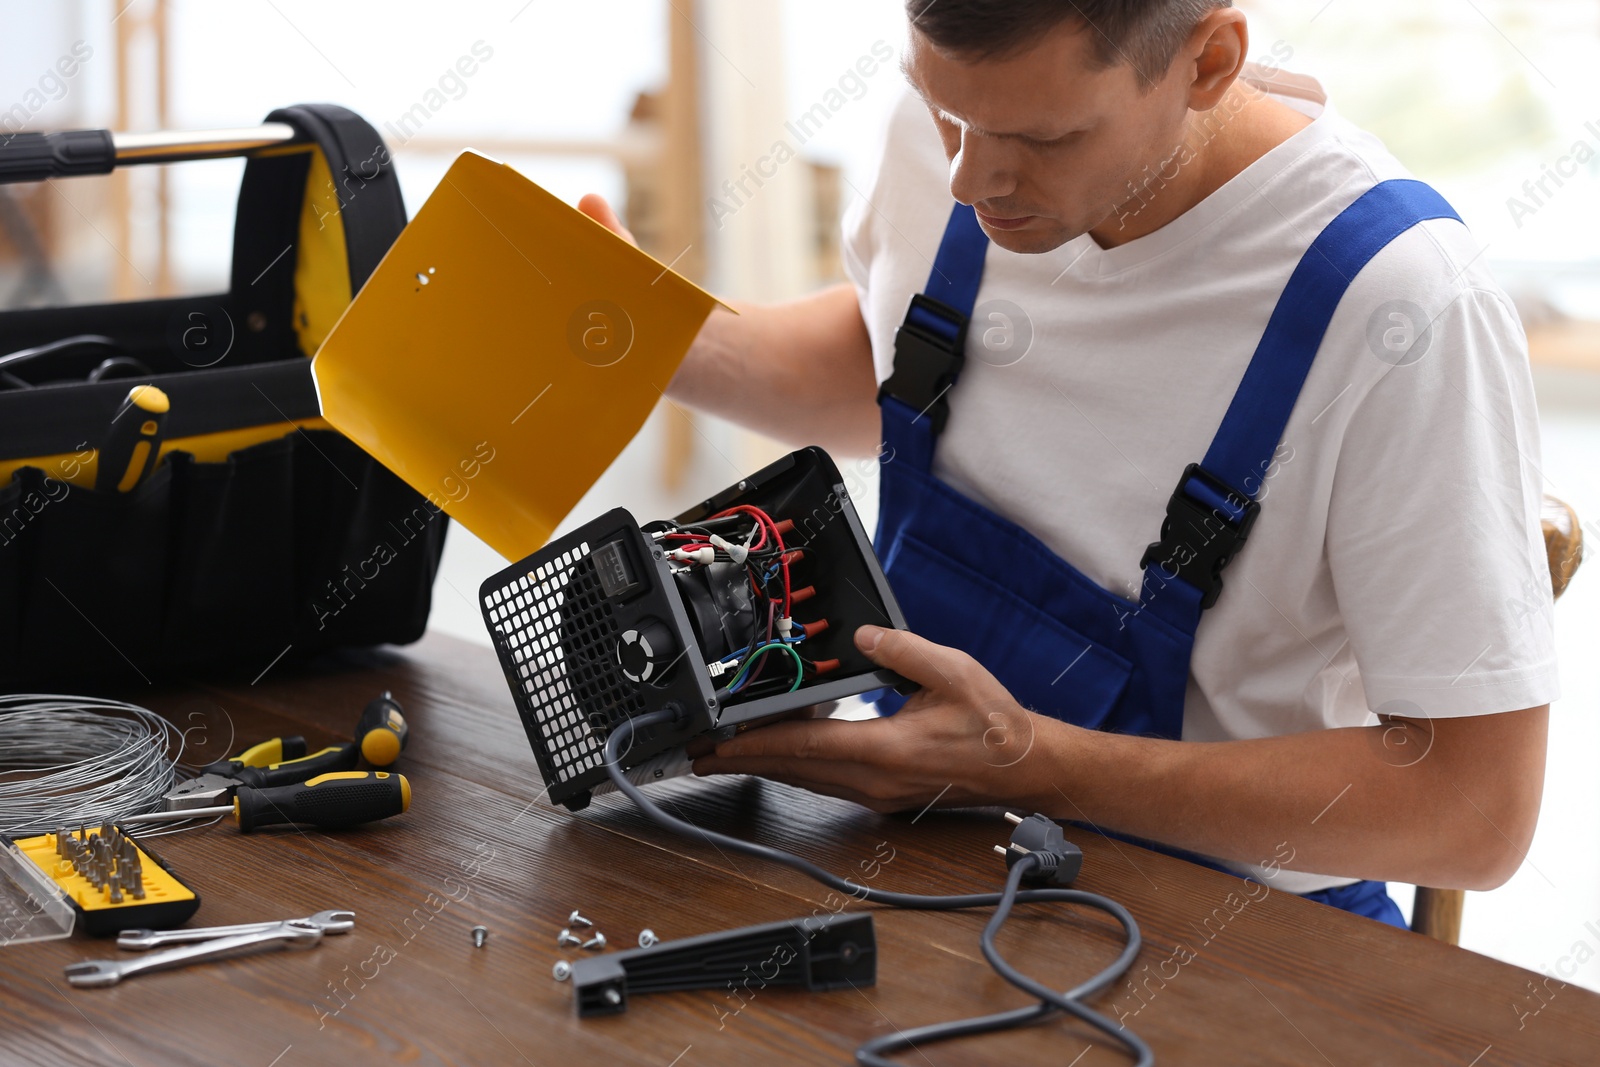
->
[2, 632, 1595, 1066]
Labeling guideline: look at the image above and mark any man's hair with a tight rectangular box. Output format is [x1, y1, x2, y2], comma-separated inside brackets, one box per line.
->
[907, 0, 1231, 89]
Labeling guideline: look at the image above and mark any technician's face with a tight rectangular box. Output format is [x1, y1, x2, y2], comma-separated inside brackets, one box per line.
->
[904, 24, 1193, 254]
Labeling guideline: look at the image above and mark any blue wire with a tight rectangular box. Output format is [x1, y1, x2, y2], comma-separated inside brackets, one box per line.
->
[718, 631, 805, 665]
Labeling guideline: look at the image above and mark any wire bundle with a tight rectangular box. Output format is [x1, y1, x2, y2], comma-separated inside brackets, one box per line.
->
[0, 695, 186, 838]
[655, 504, 827, 699]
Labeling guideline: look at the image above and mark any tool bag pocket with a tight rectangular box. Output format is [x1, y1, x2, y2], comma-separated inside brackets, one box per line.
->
[0, 104, 446, 687]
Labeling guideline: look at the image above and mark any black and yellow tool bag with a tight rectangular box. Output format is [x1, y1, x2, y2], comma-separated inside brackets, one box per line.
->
[0, 104, 447, 687]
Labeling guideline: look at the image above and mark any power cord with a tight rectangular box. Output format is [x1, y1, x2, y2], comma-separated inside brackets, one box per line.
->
[602, 709, 1153, 1066]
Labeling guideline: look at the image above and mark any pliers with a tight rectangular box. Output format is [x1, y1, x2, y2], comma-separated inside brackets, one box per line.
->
[163, 734, 359, 813]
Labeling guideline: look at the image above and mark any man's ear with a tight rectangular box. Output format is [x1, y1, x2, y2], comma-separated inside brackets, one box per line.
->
[1185, 7, 1249, 112]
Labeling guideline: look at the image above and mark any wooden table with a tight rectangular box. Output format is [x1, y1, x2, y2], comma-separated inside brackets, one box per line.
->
[3, 632, 1596, 1066]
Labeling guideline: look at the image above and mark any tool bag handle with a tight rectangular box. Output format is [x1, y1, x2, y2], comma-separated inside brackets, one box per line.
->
[0, 124, 301, 185]
[0, 105, 404, 331]
[0, 103, 406, 448]
[230, 104, 407, 363]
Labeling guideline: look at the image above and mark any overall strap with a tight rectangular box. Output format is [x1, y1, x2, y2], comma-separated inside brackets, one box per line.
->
[1139, 179, 1463, 619]
[1202, 179, 1461, 496]
[878, 204, 990, 472]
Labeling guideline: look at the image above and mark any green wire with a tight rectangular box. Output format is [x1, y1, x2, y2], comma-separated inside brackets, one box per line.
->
[728, 641, 805, 694]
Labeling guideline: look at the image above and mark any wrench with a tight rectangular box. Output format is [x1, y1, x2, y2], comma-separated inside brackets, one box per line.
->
[66, 920, 323, 988]
[115, 908, 356, 950]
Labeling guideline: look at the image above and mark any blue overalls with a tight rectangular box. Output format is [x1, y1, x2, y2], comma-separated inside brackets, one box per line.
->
[873, 180, 1463, 928]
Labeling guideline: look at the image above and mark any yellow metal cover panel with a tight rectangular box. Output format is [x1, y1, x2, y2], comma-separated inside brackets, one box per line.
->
[311, 150, 725, 561]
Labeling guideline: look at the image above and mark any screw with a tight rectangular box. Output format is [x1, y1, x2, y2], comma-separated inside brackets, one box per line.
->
[582, 933, 607, 951]
[552, 960, 572, 982]
[567, 910, 593, 929]
[638, 929, 659, 948]
[557, 929, 583, 948]
[603, 988, 621, 1006]
[471, 925, 488, 948]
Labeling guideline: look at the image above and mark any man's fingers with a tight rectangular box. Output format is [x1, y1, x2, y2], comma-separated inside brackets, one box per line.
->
[691, 761, 944, 814]
[694, 766, 887, 810]
[854, 625, 966, 690]
[683, 704, 832, 759]
[691, 754, 877, 790]
[576, 193, 638, 246]
[707, 717, 881, 762]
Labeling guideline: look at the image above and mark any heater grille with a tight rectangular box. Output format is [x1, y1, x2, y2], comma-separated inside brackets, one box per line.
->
[558, 556, 649, 736]
[482, 541, 615, 788]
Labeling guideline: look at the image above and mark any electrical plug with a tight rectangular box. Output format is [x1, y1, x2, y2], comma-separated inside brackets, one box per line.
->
[992, 812, 1084, 886]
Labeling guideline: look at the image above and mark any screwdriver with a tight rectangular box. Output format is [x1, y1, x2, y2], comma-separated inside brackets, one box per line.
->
[125, 772, 410, 832]
[235, 771, 410, 832]
[354, 692, 409, 767]
[96, 384, 169, 493]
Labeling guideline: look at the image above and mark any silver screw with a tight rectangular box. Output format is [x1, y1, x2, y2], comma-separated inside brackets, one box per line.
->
[552, 960, 572, 982]
[557, 929, 583, 948]
[638, 929, 658, 948]
[567, 910, 594, 929]
[471, 925, 488, 948]
[581, 933, 607, 952]
[603, 988, 621, 1006]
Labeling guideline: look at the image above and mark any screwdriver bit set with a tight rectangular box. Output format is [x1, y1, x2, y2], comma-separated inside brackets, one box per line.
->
[8, 825, 200, 937]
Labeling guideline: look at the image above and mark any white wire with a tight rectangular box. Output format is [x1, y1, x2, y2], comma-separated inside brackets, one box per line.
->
[0, 694, 188, 837]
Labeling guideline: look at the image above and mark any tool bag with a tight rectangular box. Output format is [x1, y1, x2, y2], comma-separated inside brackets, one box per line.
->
[0, 104, 448, 687]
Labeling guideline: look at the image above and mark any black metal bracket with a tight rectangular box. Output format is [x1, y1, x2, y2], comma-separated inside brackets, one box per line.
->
[570, 912, 876, 1018]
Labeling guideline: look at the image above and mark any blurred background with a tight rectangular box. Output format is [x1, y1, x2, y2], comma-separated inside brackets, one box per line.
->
[3, 0, 1597, 989]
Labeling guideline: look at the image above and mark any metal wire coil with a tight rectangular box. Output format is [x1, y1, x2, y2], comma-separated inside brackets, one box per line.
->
[0, 694, 188, 837]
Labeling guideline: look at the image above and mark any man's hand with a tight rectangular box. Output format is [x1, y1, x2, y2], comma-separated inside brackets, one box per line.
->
[577, 193, 638, 245]
[689, 621, 1546, 891]
[691, 624, 1067, 813]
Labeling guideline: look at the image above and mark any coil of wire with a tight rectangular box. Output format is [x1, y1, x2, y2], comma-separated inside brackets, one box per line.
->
[0, 694, 185, 838]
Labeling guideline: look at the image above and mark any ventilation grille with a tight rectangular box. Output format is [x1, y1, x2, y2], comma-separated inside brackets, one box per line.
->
[558, 556, 649, 740]
[483, 541, 618, 787]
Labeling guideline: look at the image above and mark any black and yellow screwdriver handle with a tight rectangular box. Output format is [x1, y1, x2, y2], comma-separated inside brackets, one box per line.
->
[200, 735, 309, 777]
[230, 742, 360, 789]
[355, 692, 409, 767]
[234, 771, 411, 832]
[95, 384, 169, 493]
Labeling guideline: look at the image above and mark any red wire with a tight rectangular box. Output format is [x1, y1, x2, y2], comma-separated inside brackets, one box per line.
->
[709, 505, 773, 552]
[660, 533, 716, 560]
[711, 505, 791, 613]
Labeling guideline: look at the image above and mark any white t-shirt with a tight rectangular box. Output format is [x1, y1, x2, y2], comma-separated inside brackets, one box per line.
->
[842, 68, 1559, 892]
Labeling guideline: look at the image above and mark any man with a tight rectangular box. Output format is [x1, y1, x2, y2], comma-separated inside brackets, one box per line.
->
[580, 0, 1555, 925]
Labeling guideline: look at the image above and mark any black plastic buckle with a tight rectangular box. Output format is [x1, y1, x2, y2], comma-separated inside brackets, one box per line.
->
[1139, 463, 1261, 610]
[878, 293, 968, 435]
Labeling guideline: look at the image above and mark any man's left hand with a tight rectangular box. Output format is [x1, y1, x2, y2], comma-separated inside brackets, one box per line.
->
[690, 625, 1064, 813]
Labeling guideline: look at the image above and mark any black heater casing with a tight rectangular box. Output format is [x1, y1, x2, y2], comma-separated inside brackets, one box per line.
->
[480, 447, 910, 811]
